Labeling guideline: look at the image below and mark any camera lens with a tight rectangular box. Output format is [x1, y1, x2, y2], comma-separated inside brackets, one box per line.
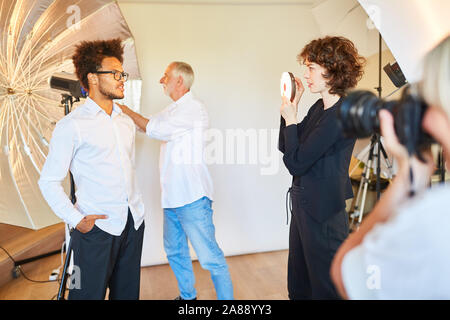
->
[338, 90, 384, 138]
[338, 87, 434, 159]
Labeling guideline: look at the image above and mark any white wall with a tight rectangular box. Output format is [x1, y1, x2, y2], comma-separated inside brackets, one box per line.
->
[117, 1, 323, 266]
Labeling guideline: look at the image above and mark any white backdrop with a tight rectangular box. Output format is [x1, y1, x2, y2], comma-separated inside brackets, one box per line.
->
[117, 1, 324, 266]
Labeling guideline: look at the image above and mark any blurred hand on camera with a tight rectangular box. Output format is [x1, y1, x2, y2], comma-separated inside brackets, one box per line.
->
[379, 110, 434, 192]
[422, 106, 450, 155]
[379, 110, 409, 166]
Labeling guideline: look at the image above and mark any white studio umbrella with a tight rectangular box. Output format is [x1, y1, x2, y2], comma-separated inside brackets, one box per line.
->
[358, 0, 450, 83]
[311, 0, 386, 58]
[0, 0, 141, 229]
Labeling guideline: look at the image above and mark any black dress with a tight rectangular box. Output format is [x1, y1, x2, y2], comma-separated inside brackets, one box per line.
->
[279, 97, 355, 299]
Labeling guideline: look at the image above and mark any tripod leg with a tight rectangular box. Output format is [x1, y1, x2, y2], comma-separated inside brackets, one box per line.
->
[374, 139, 384, 200]
[378, 140, 394, 178]
[351, 163, 372, 230]
[352, 142, 375, 214]
[357, 158, 373, 226]
[56, 97, 77, 300]
[440, 146, 446, 183]
[351, 138, 376, 223]
[353, 166, 366, 212]
[351, 166, 367, 230]
[351, 171, 371, 230]
[57, 230, 73, 300]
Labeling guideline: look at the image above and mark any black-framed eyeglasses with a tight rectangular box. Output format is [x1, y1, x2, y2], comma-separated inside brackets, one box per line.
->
[94, 70, 129, 82]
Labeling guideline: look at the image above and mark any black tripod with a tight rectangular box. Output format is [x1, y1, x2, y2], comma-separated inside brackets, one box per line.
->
[349, 32, 395, 230]
[56, 94, 77, 300]
[437, 146, 447, 183]
[350, 134, 392, 229]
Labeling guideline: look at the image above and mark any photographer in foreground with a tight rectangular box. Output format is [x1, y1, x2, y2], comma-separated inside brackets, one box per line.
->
[331, 35, 450, 299]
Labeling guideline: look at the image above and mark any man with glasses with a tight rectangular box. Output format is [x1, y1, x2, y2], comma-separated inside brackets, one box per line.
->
[38, 38, 145, 300]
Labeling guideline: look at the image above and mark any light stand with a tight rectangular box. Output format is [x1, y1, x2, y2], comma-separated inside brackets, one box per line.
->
[11, 95, 79, 280]
[375, 32, 383, 200]
[437, 145, 446, 183]
[349, 33, 393, 230]
[56, 94, 77, 300]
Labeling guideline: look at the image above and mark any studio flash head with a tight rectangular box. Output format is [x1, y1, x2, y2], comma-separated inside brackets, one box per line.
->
[49, 72, 87, 99]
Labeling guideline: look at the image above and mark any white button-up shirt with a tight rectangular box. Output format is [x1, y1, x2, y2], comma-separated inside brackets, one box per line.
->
[38, 97, 145, 236]
[146, 91, 213, 208]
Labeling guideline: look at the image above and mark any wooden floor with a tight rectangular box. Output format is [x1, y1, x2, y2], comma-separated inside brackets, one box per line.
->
[0, 223, 65, 288]
[0, 250, 289, 300]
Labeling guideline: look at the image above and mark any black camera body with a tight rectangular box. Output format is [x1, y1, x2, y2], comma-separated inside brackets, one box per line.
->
[338, 86, 434, 161]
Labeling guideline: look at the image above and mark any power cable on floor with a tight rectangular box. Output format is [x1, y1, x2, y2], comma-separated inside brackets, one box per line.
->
[0, 245, 61, 284]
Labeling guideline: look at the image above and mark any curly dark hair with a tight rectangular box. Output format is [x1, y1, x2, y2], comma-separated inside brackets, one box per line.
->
[298, 36, 365, 96]
[72, 38, 124, 91]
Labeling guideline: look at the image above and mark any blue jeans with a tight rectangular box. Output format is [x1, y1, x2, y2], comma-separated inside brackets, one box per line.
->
[163, 196, 234, 300]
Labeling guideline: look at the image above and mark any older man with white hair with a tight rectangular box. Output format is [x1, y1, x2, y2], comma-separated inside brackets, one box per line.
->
[119, 61, 234, 300]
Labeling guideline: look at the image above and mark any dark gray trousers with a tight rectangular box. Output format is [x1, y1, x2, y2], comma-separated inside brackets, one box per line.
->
[287, 186, 349, 300]
[68, 209, 145, 300]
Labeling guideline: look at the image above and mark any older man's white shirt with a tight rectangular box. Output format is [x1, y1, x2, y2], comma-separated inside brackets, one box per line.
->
[146, 91, 213, 209]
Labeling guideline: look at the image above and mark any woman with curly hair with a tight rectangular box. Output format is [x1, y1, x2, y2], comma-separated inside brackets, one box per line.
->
[278, 36, 365, 299]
